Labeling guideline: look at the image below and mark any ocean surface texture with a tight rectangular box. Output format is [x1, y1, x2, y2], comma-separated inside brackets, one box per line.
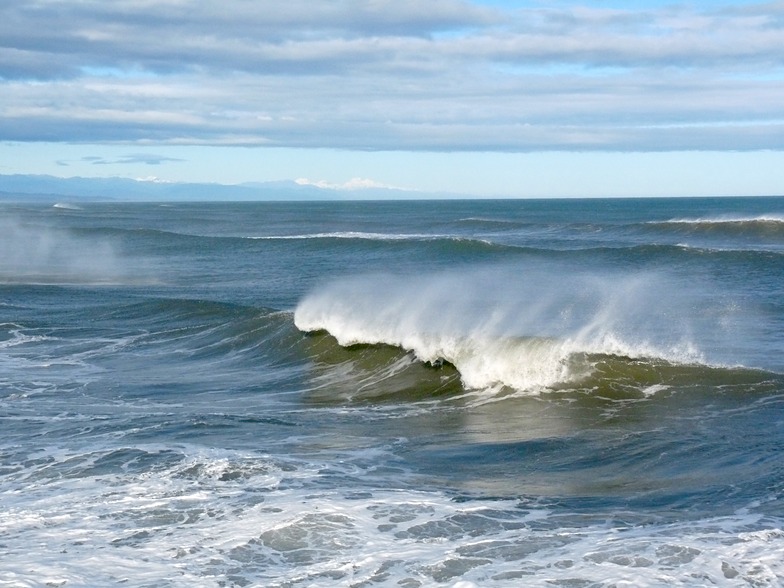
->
[1, 197, 784, 587]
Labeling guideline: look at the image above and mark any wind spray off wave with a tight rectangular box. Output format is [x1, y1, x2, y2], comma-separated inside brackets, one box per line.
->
[0, 216, 155, 285]
[294, 266, 712, 394]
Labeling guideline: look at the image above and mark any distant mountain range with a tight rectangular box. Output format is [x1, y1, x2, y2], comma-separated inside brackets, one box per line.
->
[0, 174, 446, 202]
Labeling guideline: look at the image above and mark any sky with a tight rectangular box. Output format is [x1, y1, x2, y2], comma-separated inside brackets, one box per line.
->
[1, 0, 784, 198]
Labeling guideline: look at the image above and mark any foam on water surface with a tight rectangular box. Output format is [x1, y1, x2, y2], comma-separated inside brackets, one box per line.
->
[1, 442, 783, 587]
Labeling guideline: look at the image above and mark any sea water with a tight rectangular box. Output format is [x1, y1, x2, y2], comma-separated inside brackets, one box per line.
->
[1, 197, 784, 586]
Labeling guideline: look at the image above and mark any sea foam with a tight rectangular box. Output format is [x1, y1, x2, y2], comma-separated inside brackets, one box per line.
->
[2, 441, 781, 587]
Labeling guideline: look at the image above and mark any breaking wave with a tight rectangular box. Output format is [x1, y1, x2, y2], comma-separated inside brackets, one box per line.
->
[293, 266, 736, 395]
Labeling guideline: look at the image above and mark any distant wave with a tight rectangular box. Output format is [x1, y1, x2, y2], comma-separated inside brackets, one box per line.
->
[252, 231, 490, 244]
[648, 214, 784, 235]
[456, 217, 528, 229]
[615, 241, 784, 258]
[651, 214, 784, 225]
[109, 229, 495, 247]
[644, 214, 784, 244]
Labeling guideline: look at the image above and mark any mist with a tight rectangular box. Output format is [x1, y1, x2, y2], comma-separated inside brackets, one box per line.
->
[0, 216, 127, 285]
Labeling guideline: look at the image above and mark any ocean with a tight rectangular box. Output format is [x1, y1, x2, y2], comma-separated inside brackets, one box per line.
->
[1, 196, 783, 587]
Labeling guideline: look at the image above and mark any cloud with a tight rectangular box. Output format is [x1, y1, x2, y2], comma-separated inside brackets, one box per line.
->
[1, 1, 783, 151]
[294, 177, 407, 191]
[87, 153, 186, 166]
[135, 176, 173, 183]
[56, 153, 185, 167]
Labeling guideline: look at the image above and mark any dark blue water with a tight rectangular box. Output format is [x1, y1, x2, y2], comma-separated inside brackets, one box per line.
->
[1, 197, 783, 586]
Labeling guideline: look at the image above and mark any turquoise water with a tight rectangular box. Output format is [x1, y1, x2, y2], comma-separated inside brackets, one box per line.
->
[1, 197, 784, 586]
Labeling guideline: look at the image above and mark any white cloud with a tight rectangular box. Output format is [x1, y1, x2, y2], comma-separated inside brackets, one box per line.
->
[1, 1, 783, 151]
[135, 176, 173, 183]
[294, 177, 406, 191]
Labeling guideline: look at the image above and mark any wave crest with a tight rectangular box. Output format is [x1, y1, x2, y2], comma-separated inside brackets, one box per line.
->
[647, 214, 784, 241]
[655, 214, 784, 225]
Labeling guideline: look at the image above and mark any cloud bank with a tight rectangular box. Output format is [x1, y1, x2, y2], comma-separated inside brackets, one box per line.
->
[1, 1, 783, 151]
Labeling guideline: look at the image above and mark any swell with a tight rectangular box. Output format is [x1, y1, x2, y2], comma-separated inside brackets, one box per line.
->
[74, 226, 512, 256]
[0, 298, 306, 388]
[98, 298, 303, 365]
[644, 215, 784, 240]
[651, 214, 784, 225]
[455, 217, 535, 230]
[63, 225, 784, 264]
